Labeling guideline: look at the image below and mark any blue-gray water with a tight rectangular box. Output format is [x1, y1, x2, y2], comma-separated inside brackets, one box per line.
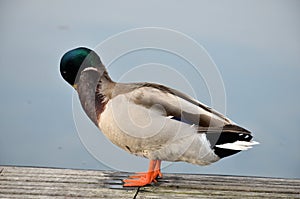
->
[0, 0, 299, 178]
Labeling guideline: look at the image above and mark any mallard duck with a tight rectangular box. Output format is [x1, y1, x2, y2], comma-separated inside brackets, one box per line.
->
[60, 47, 258, 187]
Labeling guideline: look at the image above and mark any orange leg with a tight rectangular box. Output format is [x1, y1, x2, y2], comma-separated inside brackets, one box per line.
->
[123, 160, 163, 187]
[154, 160, 163, 179]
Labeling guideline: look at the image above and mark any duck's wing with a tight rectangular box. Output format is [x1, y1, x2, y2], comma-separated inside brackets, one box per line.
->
[122, 82, 233, 127]
[165, 85, 233, 125]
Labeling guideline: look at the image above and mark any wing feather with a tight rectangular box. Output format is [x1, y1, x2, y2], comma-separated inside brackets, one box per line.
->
[127, 83, 233, 127]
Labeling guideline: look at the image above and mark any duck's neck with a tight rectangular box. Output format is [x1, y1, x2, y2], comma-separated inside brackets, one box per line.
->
[77, 68, 114, 125]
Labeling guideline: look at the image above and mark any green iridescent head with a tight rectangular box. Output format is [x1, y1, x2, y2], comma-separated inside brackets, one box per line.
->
[60, 47, 102, 87]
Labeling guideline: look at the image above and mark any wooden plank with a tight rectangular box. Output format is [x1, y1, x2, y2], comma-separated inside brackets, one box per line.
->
[0, 166, 299, 198]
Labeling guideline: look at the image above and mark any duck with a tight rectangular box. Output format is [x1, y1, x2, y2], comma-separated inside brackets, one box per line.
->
[60, 47, 258, 187]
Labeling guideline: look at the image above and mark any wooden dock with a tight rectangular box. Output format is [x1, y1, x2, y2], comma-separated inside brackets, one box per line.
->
[0, 166, 299, 198]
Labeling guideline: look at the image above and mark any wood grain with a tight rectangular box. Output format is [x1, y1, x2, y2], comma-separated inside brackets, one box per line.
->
[0, 166, 299, 198]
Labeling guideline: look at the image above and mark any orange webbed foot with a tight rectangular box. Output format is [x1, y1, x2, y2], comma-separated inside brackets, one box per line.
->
[123, 171, 156, 187]
[123, 160, 162, 187]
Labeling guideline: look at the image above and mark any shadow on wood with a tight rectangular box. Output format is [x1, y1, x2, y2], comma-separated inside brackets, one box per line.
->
[0, 166, 299, 198]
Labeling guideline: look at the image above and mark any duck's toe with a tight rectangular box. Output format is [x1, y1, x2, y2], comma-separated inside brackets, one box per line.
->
[155, 169, 163, 178]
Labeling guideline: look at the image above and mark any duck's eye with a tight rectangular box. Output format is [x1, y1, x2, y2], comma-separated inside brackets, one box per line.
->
[63, 70, 67, 74]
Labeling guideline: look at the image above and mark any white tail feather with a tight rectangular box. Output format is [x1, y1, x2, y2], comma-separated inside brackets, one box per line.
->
[215, 141, 259, 151]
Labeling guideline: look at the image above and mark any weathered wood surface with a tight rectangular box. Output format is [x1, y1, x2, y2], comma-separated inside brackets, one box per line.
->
[0, 166, 299, 198]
